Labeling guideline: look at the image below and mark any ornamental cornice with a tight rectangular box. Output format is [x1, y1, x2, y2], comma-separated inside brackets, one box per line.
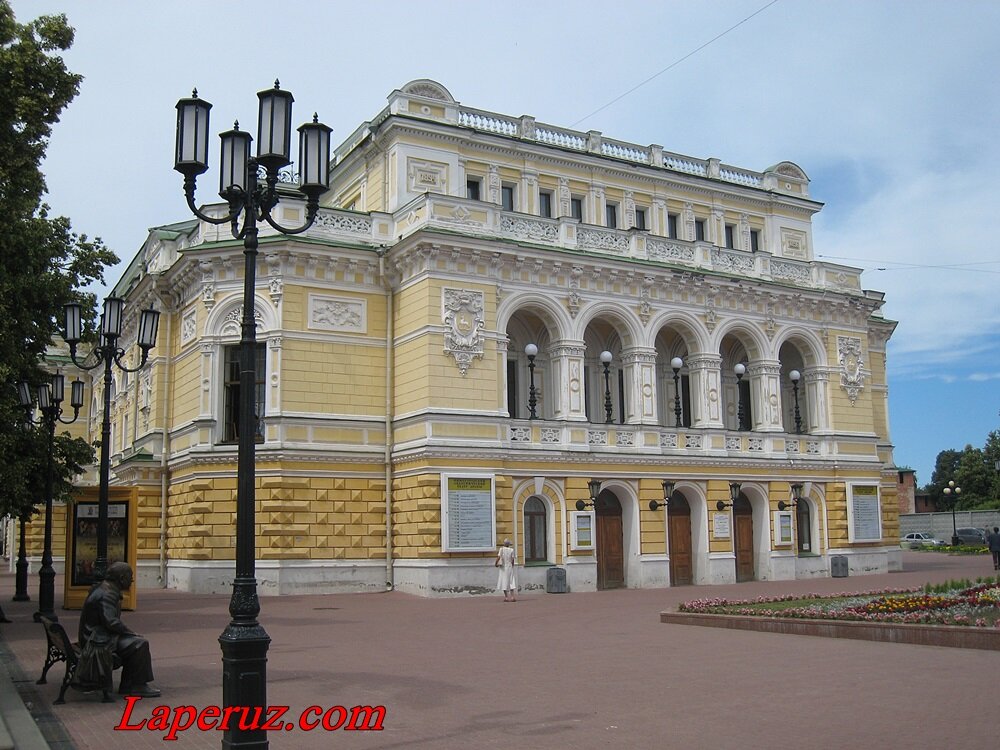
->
[388, 445, 876, 473]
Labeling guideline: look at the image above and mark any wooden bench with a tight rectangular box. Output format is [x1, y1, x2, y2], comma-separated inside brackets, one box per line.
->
[37, 617, 116, 704]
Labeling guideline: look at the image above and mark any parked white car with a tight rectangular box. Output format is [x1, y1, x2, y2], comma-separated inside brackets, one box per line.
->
[901, 532, 948, 547]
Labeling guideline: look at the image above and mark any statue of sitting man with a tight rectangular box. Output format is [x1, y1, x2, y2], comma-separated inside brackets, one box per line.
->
[78, 561, 160, 698]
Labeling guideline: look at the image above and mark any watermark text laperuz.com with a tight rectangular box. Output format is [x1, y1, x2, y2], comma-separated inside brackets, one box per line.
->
[115, 697, 386, 740]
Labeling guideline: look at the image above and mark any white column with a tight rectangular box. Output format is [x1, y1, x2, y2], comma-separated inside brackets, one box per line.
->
[550, 341, 587, 421]
[622, 347, 658, 425]
[498, 337, 510, 417]
[749, 361, 783, 432]
[686, 353, 723, 428]
[804, 367, 830, 434]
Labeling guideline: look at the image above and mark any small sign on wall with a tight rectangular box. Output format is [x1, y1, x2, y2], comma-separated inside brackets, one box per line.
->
[713, 512, 731, 539]
[773, 511, 793, 546]
[571, 511, 594, 550]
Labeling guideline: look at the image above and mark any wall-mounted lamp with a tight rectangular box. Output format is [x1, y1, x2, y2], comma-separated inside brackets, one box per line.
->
[777, 483, 804, 511]
[717, 481, 741, 511]
[649, 479, 675, 511]
[576, 479, 602, 511]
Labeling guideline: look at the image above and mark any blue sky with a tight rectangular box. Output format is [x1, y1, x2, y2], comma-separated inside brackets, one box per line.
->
[14, 0, 1000, 486]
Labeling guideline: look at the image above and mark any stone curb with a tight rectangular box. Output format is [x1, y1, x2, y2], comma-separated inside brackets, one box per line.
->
[660, 611, 1000, 650]
[0, 653, 51, 750]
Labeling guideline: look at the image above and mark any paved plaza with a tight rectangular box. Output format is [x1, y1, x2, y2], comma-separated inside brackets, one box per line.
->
[1, 550, 998, 750]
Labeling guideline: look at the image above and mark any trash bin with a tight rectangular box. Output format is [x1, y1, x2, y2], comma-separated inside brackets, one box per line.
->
[545, 567, 568, 593]
[831, 555, 848, 578]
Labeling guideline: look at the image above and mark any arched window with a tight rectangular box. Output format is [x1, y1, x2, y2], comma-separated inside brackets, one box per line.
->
[524, 497, 548, 563]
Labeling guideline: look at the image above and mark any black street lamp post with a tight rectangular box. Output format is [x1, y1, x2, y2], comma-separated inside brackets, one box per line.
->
[943, 480, 961, 546]
[600, 350, 613, 424]
[64, 298, 159, 588]
[17, 374, 84, 621]
[670, 356, 683, 428]
[525, 343, 538, 419]
[789, 369, 803, 434]
[174, 81, 331, 750]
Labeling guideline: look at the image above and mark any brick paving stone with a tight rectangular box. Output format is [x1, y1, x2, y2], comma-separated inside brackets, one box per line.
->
[0, 550, 997, 750]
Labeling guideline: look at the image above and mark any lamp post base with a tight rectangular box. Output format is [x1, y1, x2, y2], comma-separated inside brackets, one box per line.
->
[13, 559, 30, 601]
[220, 577, 270, 750]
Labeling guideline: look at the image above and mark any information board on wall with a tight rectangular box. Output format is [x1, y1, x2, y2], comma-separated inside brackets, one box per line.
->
[849, 484, 882, 542]
[441, 474, 496, 552]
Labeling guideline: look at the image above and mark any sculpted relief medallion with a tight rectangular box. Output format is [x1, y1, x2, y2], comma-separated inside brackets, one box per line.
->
[443, 288, 486, 375]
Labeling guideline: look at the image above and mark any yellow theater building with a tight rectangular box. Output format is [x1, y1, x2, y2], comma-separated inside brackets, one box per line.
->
[33, 79, 901, 596]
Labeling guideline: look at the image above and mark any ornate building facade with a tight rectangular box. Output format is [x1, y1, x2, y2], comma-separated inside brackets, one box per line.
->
[76, 79, 900, 595]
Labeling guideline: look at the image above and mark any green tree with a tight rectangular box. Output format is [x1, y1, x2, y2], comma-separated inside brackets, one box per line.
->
[0, 2, 107, 526]
[927, 448, 963, 509]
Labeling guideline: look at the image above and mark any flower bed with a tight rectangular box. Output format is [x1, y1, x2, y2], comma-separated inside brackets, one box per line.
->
[678, 577, 1000, 628]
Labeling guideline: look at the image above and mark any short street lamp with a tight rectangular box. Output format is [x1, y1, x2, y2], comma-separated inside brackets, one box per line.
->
[670, 357, 683, 428]
[525, 343, 538, 419]
[175, 81, 331, 750]
[734, 363, 747, 431]
[943, 480, 961, 546]
[600, 351, 613, 424]
[789, 369, 803, 434]
[17, 374, 84, 621]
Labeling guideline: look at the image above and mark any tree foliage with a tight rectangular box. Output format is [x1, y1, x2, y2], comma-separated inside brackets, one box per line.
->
[0, 1, 110, 517]
[923, 430, 1000, 510]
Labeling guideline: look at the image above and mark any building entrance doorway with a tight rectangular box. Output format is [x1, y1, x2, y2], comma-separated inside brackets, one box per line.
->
[596, 492, 624, 590]
[668, 493, 692, 585]
[734, 494, 755, 582]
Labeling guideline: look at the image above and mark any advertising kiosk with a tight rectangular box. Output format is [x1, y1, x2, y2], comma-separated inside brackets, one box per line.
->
[63, 486, 138, 610]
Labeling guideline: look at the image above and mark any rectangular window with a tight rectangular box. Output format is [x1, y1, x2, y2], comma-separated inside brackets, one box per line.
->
[466, 179, 481, 201]
[750, 229, 761, 252]
[570, 197, 583, 221]
[667, 213, 679, 239]
[606, 203, 618, 229]
[501, 185, 515, 211]
[223, 343, 266, 443]
[695, 219, 706, 242]
[725, 224, 736, 249]
[539, 191, 553, 218]
[634, 207, 647, 231]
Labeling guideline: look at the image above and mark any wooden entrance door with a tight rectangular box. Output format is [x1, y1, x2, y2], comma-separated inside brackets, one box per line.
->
[734, 495, 754, 582]
[667, 494, 692, 585]
[596, 492, 624, 590]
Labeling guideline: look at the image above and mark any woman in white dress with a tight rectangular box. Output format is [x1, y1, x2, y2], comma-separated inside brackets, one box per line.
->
[495, 538, 517, 601]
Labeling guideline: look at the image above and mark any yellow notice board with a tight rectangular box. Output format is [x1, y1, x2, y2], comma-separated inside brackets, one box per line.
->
[63, 486, 138, 611]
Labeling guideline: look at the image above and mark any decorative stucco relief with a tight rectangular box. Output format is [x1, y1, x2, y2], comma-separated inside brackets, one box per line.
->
[309, 295, 366, 333]
[838, 335, 865, 404]
[442, 288, 485, 375]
